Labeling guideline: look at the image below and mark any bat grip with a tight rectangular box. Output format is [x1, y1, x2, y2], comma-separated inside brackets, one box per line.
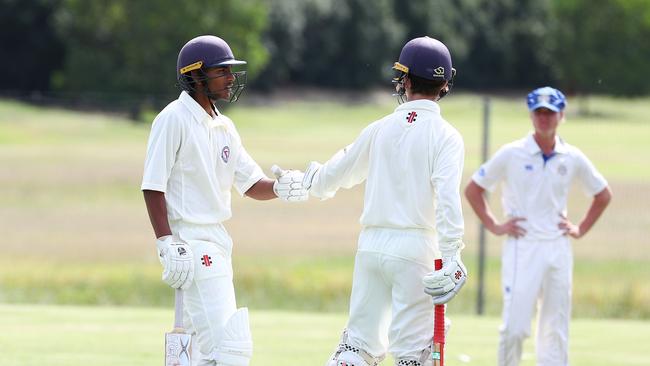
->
[174, 288, 184, 329]
[433, 258, 445, 344]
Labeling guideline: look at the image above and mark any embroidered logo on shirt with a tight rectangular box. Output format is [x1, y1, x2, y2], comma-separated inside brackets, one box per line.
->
[479, 167, 486, 177]
[201, 255, 213, 267]
[406, 111, 418, 123]
[525, 164, 533, 171]
[557, 164, 567, 176]
[221, 146, 230, 163]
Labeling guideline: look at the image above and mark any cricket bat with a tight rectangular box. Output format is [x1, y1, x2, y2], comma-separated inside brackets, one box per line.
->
[165, 288, 191, 366]
[432, 258, 445, 366]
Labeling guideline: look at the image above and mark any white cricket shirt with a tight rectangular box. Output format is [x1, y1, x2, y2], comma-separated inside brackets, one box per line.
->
[471, 133, 608, 240]
[309, 99, 465, 253]
[141, 91, 265, 224]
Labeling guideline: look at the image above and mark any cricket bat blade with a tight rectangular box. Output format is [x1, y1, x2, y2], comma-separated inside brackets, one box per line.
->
[165, 289, 191, 366]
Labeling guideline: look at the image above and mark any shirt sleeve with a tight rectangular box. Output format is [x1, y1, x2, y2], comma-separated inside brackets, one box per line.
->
[471, 145, 510, 192]
[430, 130, 465, 255]
[233, 145, 266, 197]
[575, 149, 608, 196]
[141, 113, 182, 193]
[309, 122, 379, 199]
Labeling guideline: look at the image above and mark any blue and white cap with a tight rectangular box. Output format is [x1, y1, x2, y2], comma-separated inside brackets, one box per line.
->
[526, 87, 566, 112]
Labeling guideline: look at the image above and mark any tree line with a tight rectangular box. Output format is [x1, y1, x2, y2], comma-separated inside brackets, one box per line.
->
[3, 0, 650, 99]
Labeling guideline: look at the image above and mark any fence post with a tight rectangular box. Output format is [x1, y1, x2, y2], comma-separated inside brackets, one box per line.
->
[477, 97, 491, 315]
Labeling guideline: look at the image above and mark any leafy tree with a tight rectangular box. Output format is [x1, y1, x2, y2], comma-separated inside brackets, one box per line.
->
[552, 0, 650, 95]
[396, 0, 555, 89]
[53, 0, 268, 95]
[258, 0, 403, 89]
[0, 0, 64, 91]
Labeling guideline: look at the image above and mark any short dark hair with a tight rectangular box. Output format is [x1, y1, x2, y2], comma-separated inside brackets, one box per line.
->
[408, 74, 447, 97]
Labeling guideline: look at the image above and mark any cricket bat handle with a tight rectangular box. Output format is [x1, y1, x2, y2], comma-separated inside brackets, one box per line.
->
[174, 288, 184, 330]
[433, 258, 445, 366]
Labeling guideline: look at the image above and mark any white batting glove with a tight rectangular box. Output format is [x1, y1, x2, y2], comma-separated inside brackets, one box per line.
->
[271, 165, 308, 202]
[422, 253, 467, 304]
[302, 161, 322, 190]
[156, 235, 194, 290]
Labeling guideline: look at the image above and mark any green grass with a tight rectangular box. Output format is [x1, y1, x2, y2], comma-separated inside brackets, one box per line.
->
[1, 304, 649, 366]
[1, 95, 649, 319]
[2, 255, 648, 318]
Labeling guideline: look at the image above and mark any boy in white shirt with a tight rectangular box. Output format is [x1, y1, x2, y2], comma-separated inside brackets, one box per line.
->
[303, 37, 468, 366]
[142, 35, 307, 366]
[465, 87, 612, 366]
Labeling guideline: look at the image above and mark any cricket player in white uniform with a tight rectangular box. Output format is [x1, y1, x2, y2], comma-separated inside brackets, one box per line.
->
[302, 37, 468, 366]
[141, 35, 307, 366]
[464, 87, 612, 366]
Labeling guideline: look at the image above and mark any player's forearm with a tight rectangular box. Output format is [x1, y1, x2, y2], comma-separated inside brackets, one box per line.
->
[464, 182, 499, 232]
[143, 190, 172, 238]
[245, 178, 277, 200]
[578, 186, 612, 236]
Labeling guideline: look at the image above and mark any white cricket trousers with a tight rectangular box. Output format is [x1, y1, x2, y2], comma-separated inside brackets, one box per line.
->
[498, 236, 572, 366]
[346, 227, 438, 361]
[171, 221, 238, 366]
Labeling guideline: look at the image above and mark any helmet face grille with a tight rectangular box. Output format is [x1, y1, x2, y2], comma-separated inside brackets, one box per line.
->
[176, 70, 247, 103]
[226, 71, 247, 103]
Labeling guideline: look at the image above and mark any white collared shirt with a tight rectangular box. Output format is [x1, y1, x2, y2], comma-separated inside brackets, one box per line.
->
[472, 133, 608, 240]
[141, 91, 265, 224]
[309, 99, 465, 254]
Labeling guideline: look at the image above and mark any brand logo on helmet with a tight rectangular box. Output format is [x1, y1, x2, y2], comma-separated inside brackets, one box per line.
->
[221, 146, 230, 163]
[433, 67, 445, 77]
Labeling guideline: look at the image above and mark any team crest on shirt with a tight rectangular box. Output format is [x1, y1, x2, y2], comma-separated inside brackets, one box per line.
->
[557, 164, 567, 176]
[221, 146, 230, 163]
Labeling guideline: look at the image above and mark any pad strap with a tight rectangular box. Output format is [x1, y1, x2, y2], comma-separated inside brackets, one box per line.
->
[334, 329, 384, 366]
[395, 344, 433, 366]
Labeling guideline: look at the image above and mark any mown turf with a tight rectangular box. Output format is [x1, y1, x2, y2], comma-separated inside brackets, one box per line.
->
[1, 304, 649, 366]
[1, 254, 648, 318]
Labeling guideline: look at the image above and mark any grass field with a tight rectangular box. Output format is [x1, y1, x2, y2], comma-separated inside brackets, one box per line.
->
[2, 304, 649, 366]
[0, 94, 649, 318]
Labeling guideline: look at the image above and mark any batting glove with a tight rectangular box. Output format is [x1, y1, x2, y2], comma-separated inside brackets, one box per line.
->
[271, 165, 308, 202]
[422, 253, 467, 304]
[156, 235, 194, 290]
[302, 161, 322, 190]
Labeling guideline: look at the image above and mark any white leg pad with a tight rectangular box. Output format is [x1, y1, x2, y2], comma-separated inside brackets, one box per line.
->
[214, 308, 253, 366]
